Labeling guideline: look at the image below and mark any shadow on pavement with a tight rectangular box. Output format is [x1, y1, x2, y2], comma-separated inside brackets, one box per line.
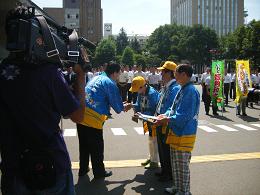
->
[209, 114, 234, 122]
[237, 115, 260, 122]
[74, 169, 171, 195]
[131, 170, 171, 195]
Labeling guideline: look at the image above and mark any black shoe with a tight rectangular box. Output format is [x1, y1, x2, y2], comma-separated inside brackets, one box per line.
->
[242, 113, 248, 116]
[78, 167, 90, 177]
[155, 172, 164, 177]
[158, 174, 172, 182]
[206, 112, 209, 115]
[213, 112, 219, 116]
[236, 113, 241, 116]
[94, 170, 113, 179]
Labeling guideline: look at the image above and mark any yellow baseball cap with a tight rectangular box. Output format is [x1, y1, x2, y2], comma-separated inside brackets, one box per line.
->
[157, 61, 177, 71]
[129, 76, 146, 92]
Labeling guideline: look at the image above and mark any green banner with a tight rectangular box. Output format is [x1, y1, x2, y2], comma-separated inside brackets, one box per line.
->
[210, 60, 225, 107]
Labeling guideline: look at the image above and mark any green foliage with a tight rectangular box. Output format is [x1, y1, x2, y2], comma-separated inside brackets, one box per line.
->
[94, 38, 116, 65]
[116, 28, 129, 55]
[121, 46, 135, 66]
[130, 37, 142, 54]
[146, 24, 218, 66]
[134, 54, 146, 67]
[220, 20, 260, 67]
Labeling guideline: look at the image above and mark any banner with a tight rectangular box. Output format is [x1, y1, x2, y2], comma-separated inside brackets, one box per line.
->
[235, 60, 252, 103]
[210, 60, 225, 107]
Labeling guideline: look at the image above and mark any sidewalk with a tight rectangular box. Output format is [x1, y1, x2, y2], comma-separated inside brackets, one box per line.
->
[73, 159, 260, 195]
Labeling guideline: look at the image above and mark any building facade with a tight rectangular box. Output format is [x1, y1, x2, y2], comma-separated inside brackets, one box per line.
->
[171, 0, 244, 36]
[104, 23, 112, 38]
[80, 0, 103, 43]
[63, 0, 80, 30]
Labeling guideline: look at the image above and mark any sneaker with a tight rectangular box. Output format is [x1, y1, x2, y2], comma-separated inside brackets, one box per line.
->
[144, 162, 159, 169]
[94, 170, 113, 179]
[78, 167, 90, 177]
[165, 187, 178, 194]
[141, 159, 151, 166]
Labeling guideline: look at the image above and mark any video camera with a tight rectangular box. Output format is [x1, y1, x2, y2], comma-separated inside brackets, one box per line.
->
[5, 6, 96, 72]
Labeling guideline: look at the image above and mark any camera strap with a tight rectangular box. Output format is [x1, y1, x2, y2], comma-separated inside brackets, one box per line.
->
[36, 16, 61, 63]
[68, 29, 80, 64]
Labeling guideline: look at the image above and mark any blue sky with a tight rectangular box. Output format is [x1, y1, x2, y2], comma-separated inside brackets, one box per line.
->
[33, 0, 260, 35]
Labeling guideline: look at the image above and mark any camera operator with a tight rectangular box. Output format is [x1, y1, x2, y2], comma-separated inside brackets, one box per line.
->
[0, 5, 85, 195]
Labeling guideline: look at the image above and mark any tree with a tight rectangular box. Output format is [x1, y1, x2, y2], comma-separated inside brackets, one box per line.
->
[146, 24, 218, 67]
[94, 38, 116, 65]
[121, 46, 135, 66]
[134, 54, 146, 67]
[116, 28, 129, 55]
[130, 37, 142, 54]
[220, 20, 260, 67]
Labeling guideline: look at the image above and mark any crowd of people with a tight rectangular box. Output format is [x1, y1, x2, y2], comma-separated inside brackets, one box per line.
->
[60, 61, 199, 195]
[200, 67, 260, 117]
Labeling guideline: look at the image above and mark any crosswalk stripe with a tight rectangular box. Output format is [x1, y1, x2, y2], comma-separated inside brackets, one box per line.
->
[215, 125, 239, 132]
[134, 127, 145, 135]
[111, 128, 127, 135]
[63, 129, 77, 137]
[134, 127, 148, 135]
[198, 125, 218, 132]
[251, 124, 260, 128]
[233, 124, 258, 131]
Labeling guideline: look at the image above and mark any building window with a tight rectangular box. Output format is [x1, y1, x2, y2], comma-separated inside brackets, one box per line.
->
[67, 14, 70, 19]
[76, 14, 79, 19]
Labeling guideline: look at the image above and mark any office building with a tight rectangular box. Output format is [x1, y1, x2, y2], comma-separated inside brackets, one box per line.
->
[171, 0, 244, 36]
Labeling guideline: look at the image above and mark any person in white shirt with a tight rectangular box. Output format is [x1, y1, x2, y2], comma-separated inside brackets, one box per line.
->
[133, 65, 146, 103]
[148, 67, 161, 90]
[134, 65, 146, 78]
[224, 70, 231, 105]
[201, 67, 211, 103]
[126, 65, 134, 103]
[190, 74, 197, 83]
[251, 71, 259, 88]
[203, 74, 218, 115]
[230, 69, 236, 100]
[87, 71, 94, 83]
[118, 66, 129, 102]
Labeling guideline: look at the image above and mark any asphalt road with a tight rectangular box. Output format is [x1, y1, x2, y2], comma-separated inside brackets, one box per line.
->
[62, 85, 260, 195]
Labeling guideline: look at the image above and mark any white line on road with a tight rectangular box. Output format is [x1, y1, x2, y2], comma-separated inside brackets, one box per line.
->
[198, 125, 218, 133]
[134, 127, 148, 135]
[111, 128, 127, 135]
[233, 124, 258, 131]
[63, 129, 77, 137]
[215, 125, 239, 132]
[251, 124, 260, 128]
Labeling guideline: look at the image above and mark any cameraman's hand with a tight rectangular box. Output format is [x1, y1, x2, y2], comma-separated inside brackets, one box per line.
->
[73, 64, 85, 76]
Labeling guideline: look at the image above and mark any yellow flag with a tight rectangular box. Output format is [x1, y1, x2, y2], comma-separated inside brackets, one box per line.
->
[235, 60, 252, 103]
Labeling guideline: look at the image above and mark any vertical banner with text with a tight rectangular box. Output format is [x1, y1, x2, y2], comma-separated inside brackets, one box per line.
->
[235, 60, 252, 103]
[210, 60, 225, 107]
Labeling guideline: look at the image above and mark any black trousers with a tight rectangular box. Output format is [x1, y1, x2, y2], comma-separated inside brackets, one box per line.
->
[230, 82, 236, 99]
[118, 83, 128, 102]
[156, 126, 171, 176]
[77, 124, 105, 177]
[127, 83, 133, 103]
[224, 83, 230, 105]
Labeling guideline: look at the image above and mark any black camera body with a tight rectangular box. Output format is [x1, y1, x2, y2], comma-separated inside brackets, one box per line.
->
[5, 6, 94, 72]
